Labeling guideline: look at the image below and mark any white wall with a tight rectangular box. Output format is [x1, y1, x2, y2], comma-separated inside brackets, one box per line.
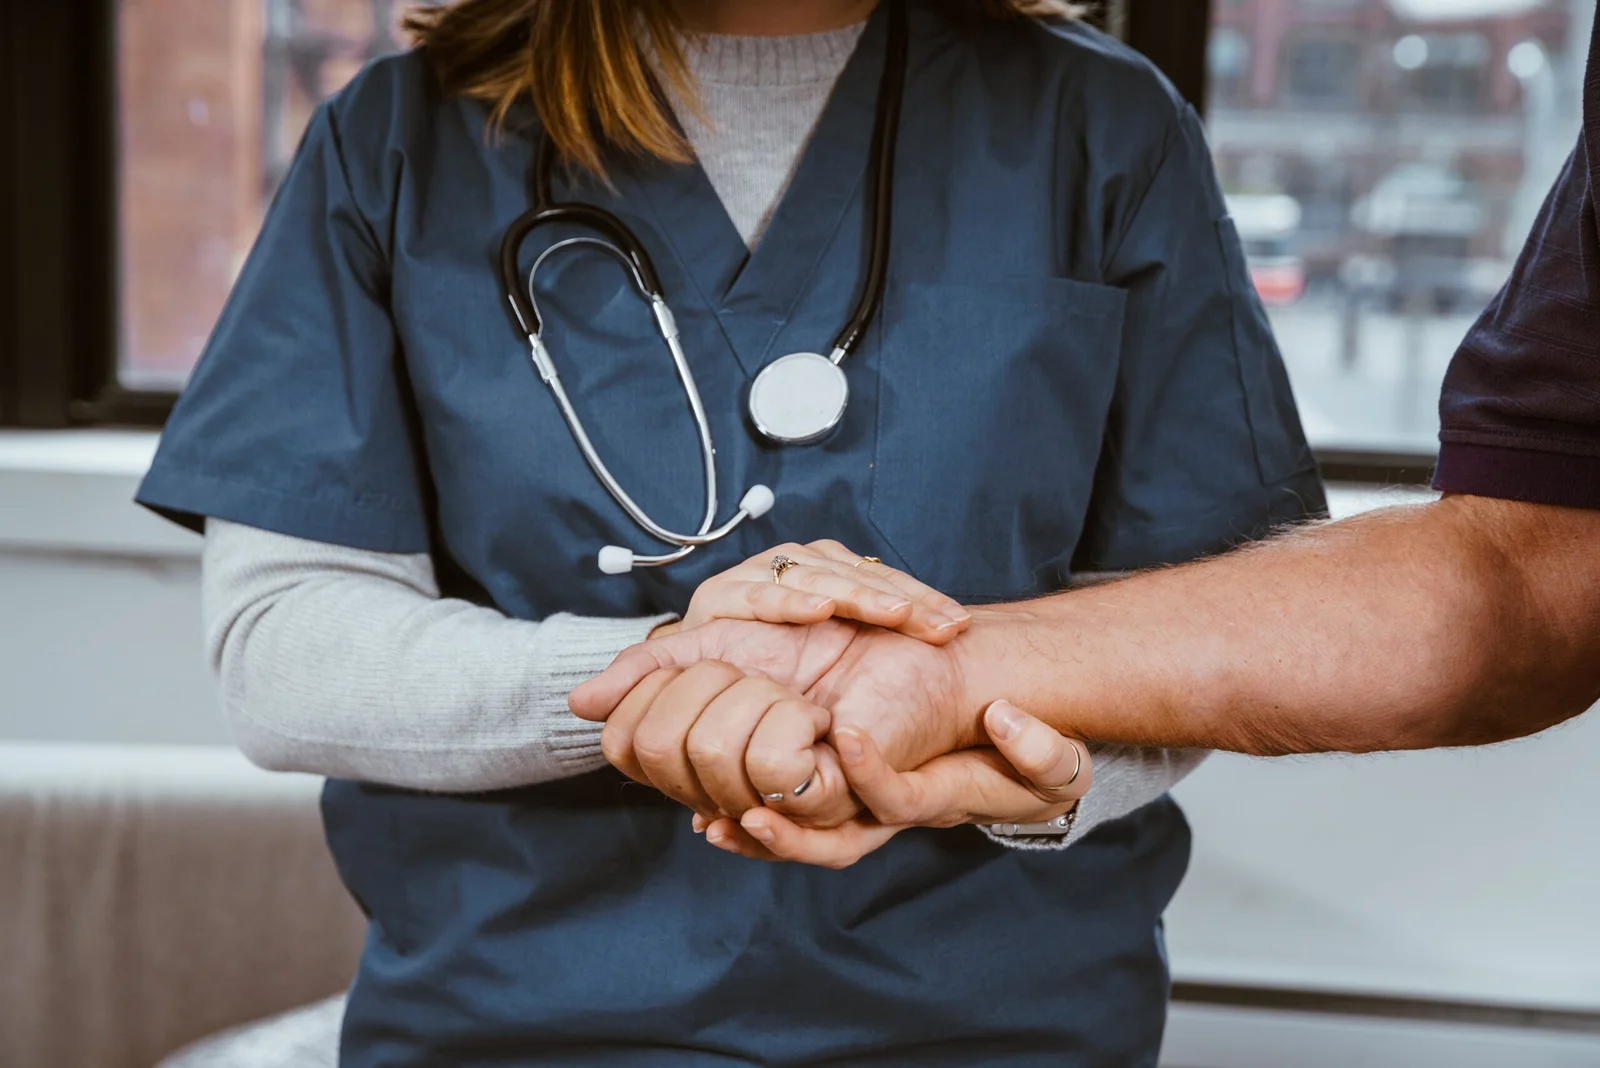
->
[0, 433, 221, 744]
[3, 431, 1598, 1051]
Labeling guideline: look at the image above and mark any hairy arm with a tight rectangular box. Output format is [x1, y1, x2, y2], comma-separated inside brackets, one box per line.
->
[955, 495, 1600, 756]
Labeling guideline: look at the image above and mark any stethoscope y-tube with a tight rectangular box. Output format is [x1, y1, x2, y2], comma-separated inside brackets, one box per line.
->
[499, 203, 774, 573]
[499, 0, 906, 573]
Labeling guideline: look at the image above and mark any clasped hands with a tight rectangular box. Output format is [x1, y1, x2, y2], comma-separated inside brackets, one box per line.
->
[570, 542, 1091, 868]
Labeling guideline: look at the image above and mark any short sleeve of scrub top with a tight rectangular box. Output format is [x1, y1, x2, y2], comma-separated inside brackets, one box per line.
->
[136, 103, 429, 554]
[1071, 101, 1326, 573]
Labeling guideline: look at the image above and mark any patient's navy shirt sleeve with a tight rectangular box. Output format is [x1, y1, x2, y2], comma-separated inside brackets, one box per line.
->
[136, 100, 430, 552]
[1435, 11, 1600, 510]
[1072, 101, 1326, 573]
[1433, 134, 1600, 509]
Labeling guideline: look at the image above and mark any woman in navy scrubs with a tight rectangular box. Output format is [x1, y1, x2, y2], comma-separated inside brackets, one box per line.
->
[139, 0, 1324, 1063]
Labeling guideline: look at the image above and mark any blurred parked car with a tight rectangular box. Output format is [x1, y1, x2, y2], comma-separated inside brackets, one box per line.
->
[1346, 163, 1508, 313]
[1226, 193, 1307, 307]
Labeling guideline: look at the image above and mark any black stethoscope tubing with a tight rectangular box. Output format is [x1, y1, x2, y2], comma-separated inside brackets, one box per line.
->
[502, 0, 905, 354]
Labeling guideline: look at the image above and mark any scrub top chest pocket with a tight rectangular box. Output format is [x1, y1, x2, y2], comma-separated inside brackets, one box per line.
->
[871, 276, 1128, 601]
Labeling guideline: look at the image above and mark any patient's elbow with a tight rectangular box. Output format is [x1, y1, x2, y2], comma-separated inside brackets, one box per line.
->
[1421, 544, 1596, 748]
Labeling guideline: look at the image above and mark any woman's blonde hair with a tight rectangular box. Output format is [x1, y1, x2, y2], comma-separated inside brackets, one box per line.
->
[404, 1, 1085, 178]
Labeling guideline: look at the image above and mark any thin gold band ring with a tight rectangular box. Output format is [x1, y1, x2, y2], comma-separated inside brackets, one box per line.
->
[1049, 741, 1085, 792]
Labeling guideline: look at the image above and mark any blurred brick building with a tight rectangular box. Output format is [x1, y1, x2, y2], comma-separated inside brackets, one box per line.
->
[118, 0, 403, 384]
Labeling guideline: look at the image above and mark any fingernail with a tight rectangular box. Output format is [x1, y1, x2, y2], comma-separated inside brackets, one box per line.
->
[929, 612, 959, 630]
[876, 595, 912, 613]
[747, 822, 775, 844]
[945, 605, 972, 623]
[805, 595, 833, 612]
[836, 730, 864, 763]
[692, 814, 708, 833]
[987, 700, 1025, 741]
[706, 826, 725, 845]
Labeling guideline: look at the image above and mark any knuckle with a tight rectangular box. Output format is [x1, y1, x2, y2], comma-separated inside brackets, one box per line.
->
[630, 729, 677, 769]
[807, 538, 844, 554]
[774, 696, 822, 724]
[871, 798, 912, 824]
[684, 727, 730, 768]
[600, 726, 631, 768]
[744, 744, 796, 784]
[691, 659, 742, 684]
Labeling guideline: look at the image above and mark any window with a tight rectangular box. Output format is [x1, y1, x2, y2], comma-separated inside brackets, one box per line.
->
[1283, 34, 1367, 106]
[118, 0, 412, 391]
[1393, 32, 1491, 112]
[5, 0, 1587, 482]
[1209, 28, 1254, 106]
[1208, 0, 1586, 472]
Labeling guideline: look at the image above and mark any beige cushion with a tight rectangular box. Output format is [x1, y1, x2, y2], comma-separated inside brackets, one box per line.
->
[0, 743, 364, 1068]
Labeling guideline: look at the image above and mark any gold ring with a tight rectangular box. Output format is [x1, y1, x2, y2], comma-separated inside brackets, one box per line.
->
[1048, 741, 1084, 792]
[770, 554, 798, 584]
[853, 556, 882, 569]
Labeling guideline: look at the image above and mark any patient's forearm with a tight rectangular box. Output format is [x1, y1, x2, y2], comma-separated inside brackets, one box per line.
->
[957, 495, 1600, 756]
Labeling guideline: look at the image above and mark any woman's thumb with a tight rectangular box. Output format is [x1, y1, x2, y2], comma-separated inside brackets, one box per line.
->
[982, 700, 1092, 799]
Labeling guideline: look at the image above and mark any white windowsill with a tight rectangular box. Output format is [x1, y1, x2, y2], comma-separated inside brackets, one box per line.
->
[0, 429, 197, 558]
[0, 428, 1441, 559]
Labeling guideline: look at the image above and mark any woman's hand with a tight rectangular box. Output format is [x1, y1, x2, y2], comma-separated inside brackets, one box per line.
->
[663, 541, 970, 644]
[700, 700, 1093, 869]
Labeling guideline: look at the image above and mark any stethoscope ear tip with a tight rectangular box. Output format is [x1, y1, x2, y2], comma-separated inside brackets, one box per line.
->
[597, 546, 636, 575]
[740, 485, 776, 519]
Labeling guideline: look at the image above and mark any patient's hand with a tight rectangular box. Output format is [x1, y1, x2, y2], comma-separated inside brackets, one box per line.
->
[571, 618, 973, 825]
[659, 541, 970, 643]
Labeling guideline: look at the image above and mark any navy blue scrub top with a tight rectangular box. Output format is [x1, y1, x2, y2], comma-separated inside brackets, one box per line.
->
[140, 5, 1324, 1065]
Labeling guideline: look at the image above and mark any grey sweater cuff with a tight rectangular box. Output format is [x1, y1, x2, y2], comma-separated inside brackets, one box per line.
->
[978, 745, 1210, 851]
[532, 612, 679, 776]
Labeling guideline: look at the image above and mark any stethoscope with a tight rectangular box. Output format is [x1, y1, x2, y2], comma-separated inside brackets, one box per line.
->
[498, 0, 908, 574]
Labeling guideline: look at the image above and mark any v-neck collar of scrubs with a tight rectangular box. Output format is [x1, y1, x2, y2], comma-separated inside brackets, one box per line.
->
[615, 2, 892, 377]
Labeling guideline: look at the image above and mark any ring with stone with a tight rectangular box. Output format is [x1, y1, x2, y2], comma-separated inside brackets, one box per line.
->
[770, 554, 799, 584]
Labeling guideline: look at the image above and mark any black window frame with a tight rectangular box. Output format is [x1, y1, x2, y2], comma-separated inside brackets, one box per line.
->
[1, 0, 1432, 485]
[2, 0, 120, 429]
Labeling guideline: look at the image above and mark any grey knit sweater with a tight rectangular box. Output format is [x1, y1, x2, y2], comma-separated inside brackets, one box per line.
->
[201, 24, 1205, 845]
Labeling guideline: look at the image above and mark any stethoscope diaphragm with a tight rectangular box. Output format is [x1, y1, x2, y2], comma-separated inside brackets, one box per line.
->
[747, 351, 851, 445]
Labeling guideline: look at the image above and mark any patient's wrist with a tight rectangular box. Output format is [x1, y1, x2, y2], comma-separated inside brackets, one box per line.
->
[949, 603, 1044, 744]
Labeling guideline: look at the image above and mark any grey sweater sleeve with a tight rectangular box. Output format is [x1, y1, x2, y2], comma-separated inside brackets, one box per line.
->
[202, 518, 674, 792]
[981, 745, 1210, 849]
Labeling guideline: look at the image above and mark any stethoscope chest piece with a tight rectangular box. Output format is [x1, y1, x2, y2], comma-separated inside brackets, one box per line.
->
[748, 351, 850, 445]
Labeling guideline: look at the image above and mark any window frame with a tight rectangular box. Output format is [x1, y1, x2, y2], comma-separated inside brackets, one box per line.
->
[2, 0, 119, 428]
[1, 0, 1437, 485]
